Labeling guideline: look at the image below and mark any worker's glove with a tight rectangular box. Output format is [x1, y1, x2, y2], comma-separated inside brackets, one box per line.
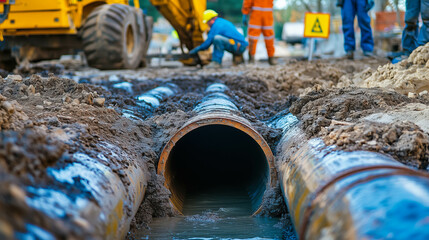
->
[336, 0, 343, 7]
[189, 47, 199, 55]
[242, 14, 248, 27]
[365, 0, 375, 11]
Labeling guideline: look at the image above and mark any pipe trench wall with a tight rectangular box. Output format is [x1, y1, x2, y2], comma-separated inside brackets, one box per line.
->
[158, 83, 277, 215]
[275, 113, 429, 239]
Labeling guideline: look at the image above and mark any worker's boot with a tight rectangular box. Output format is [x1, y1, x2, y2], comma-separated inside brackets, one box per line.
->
[345, 50, 354, 60]
[248, 54, 255, 64]
[392, 54, 408, 64]
[205, 61, 221, 69]
[363, 51, 374, 58]
[268, 57, 277, 66]
[233, 54, 245, 65]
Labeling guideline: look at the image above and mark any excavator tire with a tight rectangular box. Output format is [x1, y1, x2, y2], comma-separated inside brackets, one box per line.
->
[140, 16, 153, 67]
[82, 4, 145, 69]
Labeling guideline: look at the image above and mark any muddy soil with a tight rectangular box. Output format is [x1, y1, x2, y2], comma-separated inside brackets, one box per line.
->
[289, 87, 429, 169]
[2, 52, 428, 238]
[0, 130, 66, 180]
[0, 75, 156, 239]
[287, 43, 429, 169]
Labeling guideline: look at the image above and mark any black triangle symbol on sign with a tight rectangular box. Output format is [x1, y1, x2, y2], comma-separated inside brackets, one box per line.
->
[311, 18, 323, 33]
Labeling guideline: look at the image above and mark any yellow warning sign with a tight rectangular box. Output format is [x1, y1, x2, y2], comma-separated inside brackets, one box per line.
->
[304, 13, 331, 39]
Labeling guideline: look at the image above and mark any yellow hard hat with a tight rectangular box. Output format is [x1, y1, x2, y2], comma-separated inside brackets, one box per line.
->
[203, 9, 218, 24]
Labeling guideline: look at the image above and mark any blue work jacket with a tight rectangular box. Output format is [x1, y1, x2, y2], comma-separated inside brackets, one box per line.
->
[196, 17, 248, 51]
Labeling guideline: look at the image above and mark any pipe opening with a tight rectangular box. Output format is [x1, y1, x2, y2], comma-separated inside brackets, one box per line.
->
[164, 124, 270, 214]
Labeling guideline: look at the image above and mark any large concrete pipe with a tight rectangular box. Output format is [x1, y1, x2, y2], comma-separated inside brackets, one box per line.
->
[273, 113, 429, 239]
[158, 83, 276, 214]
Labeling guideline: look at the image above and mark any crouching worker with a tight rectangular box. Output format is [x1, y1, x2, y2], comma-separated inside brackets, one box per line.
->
[189, 10, 248, 68]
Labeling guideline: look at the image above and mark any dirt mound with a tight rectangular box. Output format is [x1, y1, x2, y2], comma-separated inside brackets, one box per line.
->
[0, 74, 102, 108]
[213, 61, 344, 97]
[324, 121, 429, 169]
[340, 43, 429, 95]
[223, 74, 296, 121]
[0, 130, 66, 180]
[0, 94, 29, 130]
[15, 62, 65, 77]
[290, 88, 416, 136]
[364, 103, 429, 133]
[289, 86, 429, 170]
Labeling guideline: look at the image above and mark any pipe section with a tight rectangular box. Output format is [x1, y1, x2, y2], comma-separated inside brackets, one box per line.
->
[136, 83, 180, 109]
[10, 144, 147, 240]
[158, 83, 276, 214]
[274, 113, 429, 239]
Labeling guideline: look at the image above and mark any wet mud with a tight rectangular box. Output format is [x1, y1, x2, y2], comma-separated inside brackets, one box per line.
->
[1, 52, 428, 238]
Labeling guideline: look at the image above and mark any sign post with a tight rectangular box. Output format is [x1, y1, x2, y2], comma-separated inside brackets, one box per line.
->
[304, 12, 331, 61]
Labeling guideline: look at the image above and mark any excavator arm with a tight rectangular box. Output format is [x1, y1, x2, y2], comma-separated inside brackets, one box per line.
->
[149, 0, 209, 65]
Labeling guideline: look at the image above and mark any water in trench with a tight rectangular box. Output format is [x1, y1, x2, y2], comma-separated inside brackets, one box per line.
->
[134, 125, 289, 239]
[136, 187, 286, 239]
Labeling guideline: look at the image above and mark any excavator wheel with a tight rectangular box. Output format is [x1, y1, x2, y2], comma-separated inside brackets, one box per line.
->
[140, 16, 153, 68]
[82, 4, 145, 69]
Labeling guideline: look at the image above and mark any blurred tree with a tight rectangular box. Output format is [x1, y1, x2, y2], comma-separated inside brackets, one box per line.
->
[128, 0, 162, 21]
[207, 0, 243, 23]
[296, 0, 341, 14]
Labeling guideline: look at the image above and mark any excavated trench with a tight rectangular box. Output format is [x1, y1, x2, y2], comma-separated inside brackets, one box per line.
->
[2, 55, 429, 239]
[163, 124, 270, 214]
[153, 83, 276, 216]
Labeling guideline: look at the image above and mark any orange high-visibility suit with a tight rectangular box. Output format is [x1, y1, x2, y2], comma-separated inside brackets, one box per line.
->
[242, 0, 275, 57]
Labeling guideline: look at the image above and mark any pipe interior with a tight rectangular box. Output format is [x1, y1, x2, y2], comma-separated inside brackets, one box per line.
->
[165, 124, 269, 214]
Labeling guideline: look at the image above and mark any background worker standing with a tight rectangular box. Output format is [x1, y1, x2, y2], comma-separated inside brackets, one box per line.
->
[392, 0, 429, 63]
[242, 0, 276, 65]
[189, 10, 248, 68]
[337, 0, 375, 59]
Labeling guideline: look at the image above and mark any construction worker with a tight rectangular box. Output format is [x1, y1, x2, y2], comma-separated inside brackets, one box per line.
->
[189, 10, 248, 68]
[392, 0, 429, 63]
[242, 0, 276, 65]
[337, 0, 375, 59]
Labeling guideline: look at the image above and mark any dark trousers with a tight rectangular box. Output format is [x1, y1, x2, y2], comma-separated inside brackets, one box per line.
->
[341, 0, 374, 52]
[402, 0, 429, 54]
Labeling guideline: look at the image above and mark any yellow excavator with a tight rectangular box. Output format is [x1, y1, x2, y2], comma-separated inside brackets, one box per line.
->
[0, 0, 207, 70]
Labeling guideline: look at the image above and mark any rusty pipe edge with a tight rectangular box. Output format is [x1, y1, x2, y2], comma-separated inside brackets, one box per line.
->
[16, 142, 147, 240]
[158, 83, 277, 215]
[274, 113, 429, 240]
